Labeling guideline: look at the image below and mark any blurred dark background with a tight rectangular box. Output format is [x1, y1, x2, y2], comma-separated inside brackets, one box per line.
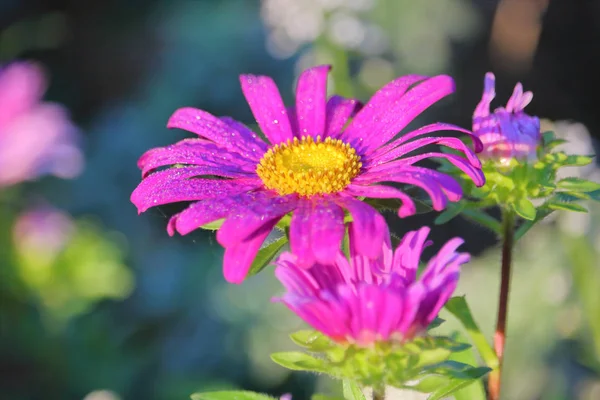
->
[1, 0, 599, 399]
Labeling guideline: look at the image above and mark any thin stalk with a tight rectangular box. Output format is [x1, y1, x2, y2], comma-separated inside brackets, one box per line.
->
[372, 387, 385, 400]
[488, 209, 515, 400]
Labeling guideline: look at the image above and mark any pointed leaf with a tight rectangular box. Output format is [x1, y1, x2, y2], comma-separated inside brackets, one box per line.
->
[563, 155, 594, 167]
[290, 330, 334, 352]
[191, 391, 276, 400]
[434, 203, 465, 225]
[557, 177, 600, 192]
[425, 367, 491, 400]
[448, 332, 487, 400]
[271, 352, 331, 373]
[444, 297, 498, 369]
[246, 235, 287, 278]
[547, 202, 588, 213]
[342, 380, 366, 400]
[461, 209, 502, 234]
[512, 198, 536, 220]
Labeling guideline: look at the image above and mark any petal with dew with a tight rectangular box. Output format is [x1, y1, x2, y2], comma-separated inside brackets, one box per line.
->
[131, 167, 262, 213]
[289, 200, 315, 266]
[346, 184, 416, 218]
[344, 75, 456, 154]
[167, 107, 266, 157]
[309, 197, 345, 263]
[217, 192, 298, 246]
[240, 74, 294, 144]
[324, 95, 362, 138]
[223, 218, 280, 284]
[295, 65, 330, 138]
[138, 138, 258, 178]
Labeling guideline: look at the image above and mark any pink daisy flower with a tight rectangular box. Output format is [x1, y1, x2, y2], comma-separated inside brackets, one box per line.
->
[473, 72, 541, 163]
[274, 225, 469, 346]
[0, 62, 82, 187]
[131, 65, 484, 283]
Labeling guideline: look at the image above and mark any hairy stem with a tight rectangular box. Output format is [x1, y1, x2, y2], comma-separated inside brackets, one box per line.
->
[488, 209, 515, 400]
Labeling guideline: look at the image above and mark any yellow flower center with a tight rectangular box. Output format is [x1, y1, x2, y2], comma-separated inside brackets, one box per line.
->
[256, 136, 362, 197]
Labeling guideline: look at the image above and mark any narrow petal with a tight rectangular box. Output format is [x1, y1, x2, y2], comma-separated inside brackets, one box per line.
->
[138, 138, 258, 178]
[289, 200, 315, 266]
[219, 116, 269, 153]
[474, 72, 496, 119]
[167, 107, 266, 157]
[393, 227, 431, 283]
[131, 167, 262, 213]
[343, 75, 455, 154]
[217, 192, 298, 246]
[295, 65, 331, 137]
[355, 168, 449, 211]
[345, 184, 416, 218]
[222, 218, 280, 284]
[365, 131, 482, 169]
[335, 197, 386, 259]
[339, 74, 425, 147]
[398, 153, 485, 188]
[309, 198, 345, 263]
[324, 96, 362, 138]
[240, 74, 294, 144]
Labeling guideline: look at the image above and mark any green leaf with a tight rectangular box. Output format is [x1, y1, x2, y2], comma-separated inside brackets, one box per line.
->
[514, 206, 554, 243]
[434, 203, 465, 225]
[200, 219, 225, 230]
[542, 130, 556, 144]
[245, 235, 287, 278]
[191, 391, 276, 400]
[312, 395, 344, 400]
[557, 177, 600, 192]
[289, 330, 334, 352]
[428, 317, 445, 331]
[425, 366, 491, 400]
[444, 297, 498, 370]
[512, 198, 536, 220]
[270, 352, 331, 374]
[563, 155, 594, 167]
[448, 332, 487, 400]
[460, 209, 502, 235]
[342, 380, 366, 400]
[547, 202, 588, 213]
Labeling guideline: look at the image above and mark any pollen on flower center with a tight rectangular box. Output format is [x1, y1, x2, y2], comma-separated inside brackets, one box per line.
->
[256, 135, 362, 197]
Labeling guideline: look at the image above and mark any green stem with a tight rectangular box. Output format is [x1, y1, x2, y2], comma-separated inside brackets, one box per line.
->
[372, 387, 385, 400]
[488, 209, 515, 400]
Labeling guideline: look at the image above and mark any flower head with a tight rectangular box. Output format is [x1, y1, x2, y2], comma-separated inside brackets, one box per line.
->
[0, 62, 82, 187]
[131, 65, 484, 283]
[473, 72, 541, 163]
[274, 226, 468, 346]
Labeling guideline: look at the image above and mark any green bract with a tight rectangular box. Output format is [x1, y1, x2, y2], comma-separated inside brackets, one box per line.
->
[270, 329, 489, 399]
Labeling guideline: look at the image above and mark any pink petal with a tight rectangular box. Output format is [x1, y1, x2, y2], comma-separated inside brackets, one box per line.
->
[343, 75, 455, 154]
[324, 96, 362, 139]
[335, 197, 386, 259]
[216, 192, 298, 246]
[222, 218, 280, 284]
[295, 65, 331, 138]
[289, 200, 315, 267]
[366, 129, 483, 168]
[219, 116, 269, 153]
[167, 108, 267, 157]
[239, 74, 294, 144]
[398, 153, 485, 188]
[309, 197, 345, 263]
[138, 138, 258, 178]
[0, 62, 46, 127]
[346, 184, 416, 218]
[131, 167, 262, 213]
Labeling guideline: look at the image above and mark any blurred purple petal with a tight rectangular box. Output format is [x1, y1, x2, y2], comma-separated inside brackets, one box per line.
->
[324, 95, 362, 139]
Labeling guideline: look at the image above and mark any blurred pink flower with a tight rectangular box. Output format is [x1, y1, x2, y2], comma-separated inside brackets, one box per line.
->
[473, 72, 541, 162]
[0, 62, 82, 187]
[13, 204, 74, 258]
[131, 65, 484, 283]
[274, 225, 469, 346]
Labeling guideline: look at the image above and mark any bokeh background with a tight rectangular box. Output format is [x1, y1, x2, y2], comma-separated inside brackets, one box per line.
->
[1, 0, 600, 399]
